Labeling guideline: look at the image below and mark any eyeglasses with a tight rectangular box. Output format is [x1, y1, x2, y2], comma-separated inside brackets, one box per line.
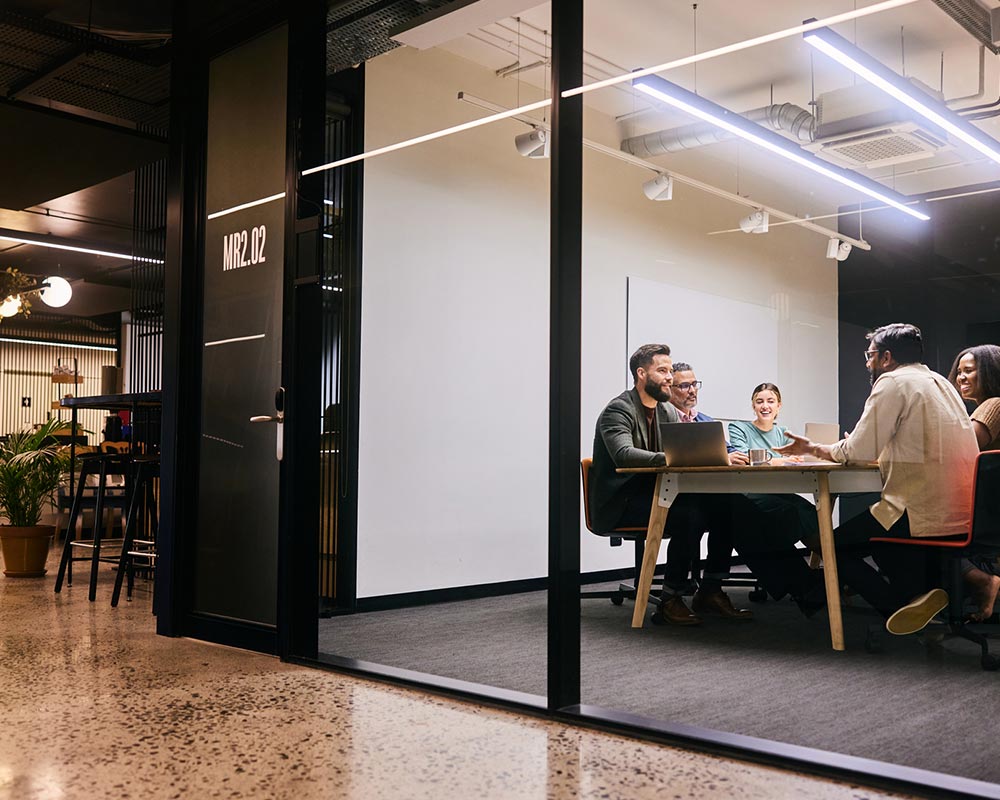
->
[674, 381, 703, 391]
[863, 349, 880, 363]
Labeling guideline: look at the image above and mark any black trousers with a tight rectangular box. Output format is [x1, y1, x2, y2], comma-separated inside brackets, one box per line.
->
[832, 510, 939, 618]
[617, 476, 734, 595]
[730, 493, 822, 602]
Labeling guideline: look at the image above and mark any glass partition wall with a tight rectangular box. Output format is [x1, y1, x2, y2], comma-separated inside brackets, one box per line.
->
[577, 0, 1000, 791]
[284, 1, 1000, 794]
[315, 4, 552, 702]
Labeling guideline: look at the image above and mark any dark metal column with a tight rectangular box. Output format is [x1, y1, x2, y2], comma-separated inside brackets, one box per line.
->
[278, 0, 327, 660]
[158, 0, 207, 636]
[547, 0, 584, 711]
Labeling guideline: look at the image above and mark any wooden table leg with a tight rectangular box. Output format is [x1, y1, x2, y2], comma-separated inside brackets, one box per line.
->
[631, 474, 671, 629]
[815, 472, 845, 651]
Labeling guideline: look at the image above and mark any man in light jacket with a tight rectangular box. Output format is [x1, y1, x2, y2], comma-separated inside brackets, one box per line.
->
[779, 323, 978, 634]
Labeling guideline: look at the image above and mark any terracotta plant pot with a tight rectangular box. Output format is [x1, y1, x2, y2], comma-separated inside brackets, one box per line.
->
[0, 525, 54, 577]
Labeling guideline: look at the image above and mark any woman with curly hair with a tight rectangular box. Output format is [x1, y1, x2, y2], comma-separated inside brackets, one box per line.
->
[949, 343, 1000, 620]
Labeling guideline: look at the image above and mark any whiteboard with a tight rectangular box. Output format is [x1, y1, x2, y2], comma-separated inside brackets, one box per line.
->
[626, 276, 778, 421]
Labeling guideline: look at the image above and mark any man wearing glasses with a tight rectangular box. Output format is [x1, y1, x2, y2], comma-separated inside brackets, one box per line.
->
[778, 323, 979, 634]
[669, 362, 746, 464]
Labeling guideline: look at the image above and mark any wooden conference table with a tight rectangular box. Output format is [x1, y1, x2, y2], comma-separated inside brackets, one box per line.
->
[617, 461, 882, 650]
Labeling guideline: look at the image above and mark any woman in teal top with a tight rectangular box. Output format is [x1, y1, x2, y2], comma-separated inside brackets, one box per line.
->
[728, 384, 819, 585]
[728, 383, 796, 456]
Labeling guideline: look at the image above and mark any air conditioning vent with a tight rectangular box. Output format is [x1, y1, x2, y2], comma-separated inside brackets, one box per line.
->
[806, 83, 951, 169]
[807, 122, 950, 169]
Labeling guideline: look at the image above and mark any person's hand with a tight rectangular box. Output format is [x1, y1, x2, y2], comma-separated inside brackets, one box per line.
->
[728, 450, 749, 466]
[775, 431, 813, 457]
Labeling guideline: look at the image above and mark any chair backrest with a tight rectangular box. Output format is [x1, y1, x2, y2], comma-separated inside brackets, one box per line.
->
[100, 440, 130, 454]
[580, 457, 646, 535]
[972, 450, 1000, 549]
[581, 458, 595, 533]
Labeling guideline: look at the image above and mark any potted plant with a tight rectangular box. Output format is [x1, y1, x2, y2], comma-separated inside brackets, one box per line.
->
[0, 419, 70, 576]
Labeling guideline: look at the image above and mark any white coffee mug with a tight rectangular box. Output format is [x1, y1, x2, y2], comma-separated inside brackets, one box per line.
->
[749, 448, 773, 466]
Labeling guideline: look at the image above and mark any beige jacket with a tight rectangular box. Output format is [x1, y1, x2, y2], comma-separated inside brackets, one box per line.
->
[829, 364, 978, 536]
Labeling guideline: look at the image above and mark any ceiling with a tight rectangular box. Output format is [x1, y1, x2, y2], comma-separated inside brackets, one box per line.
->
[0, 1, 170, 324]
[432, 0, 1000, 232]
[5, 0, 1000, 326]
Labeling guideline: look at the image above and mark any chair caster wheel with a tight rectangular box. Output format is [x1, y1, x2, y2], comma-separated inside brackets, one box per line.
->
[610, 593, 624, 606]
[865, 624, 883, 654]
[650, 610, 666, 626]
[748, 588, 767, 603]
[982, 654, 1000, 671]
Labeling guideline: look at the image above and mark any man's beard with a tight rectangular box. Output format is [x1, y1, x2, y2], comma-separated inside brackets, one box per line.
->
[644, 376, 671, 402]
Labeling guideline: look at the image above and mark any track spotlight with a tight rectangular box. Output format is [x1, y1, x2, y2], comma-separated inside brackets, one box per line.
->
[514, 128, 549, 158]
[826, 238, 853, 261]
[642, 173, 674, 201]
[738, 209, 769, 234]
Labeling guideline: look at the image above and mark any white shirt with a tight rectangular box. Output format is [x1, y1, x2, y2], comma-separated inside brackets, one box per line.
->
[828, 363, 978, 537]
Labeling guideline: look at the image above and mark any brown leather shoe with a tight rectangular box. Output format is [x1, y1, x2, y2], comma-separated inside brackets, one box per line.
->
[692, 589, 754, 621]
[652, 594, 703, 626]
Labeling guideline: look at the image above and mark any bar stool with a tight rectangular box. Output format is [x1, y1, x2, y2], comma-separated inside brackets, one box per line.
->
[111, 457, 159, 608]
[54, 452, 130, 601]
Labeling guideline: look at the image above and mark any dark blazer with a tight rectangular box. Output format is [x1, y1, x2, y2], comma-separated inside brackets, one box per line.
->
[589, 388, 678, 533]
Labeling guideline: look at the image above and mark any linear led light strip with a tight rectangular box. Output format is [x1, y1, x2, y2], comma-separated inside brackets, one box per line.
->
[299, 2, 913, 177]
[803, 24, 1000, 167]
[633, 74, 929, 221]
[562, 0, 918, 99]
[0, 336, 117, 352]
[0, 234, 164, 264]
[302, 100, 551, 176]
[207, 191, 286, 221]
[458, 92, 870, 250]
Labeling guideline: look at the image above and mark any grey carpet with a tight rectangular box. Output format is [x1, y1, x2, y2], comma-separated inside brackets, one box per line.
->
[319, 586, 1000, 785]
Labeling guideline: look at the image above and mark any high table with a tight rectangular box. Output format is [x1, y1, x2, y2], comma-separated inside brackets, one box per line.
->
[60, 392, 162, 501]
[617, 462, 882, 650]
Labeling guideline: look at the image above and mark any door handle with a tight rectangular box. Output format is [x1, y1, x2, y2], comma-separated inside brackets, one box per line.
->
[249, 398, 284, 461]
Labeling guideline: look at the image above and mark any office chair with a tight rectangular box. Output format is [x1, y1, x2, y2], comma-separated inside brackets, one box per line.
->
[580, 458, 655, 606]
[579, 459, 762, 606]
[869, 449, 1000, 671]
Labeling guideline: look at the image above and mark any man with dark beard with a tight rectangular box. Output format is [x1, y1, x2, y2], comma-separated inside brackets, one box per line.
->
[589, 343, 752, 626]
[779, 323, 979, 634]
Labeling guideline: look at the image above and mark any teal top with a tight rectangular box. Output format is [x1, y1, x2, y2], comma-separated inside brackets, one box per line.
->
[727, 420, 791, 456]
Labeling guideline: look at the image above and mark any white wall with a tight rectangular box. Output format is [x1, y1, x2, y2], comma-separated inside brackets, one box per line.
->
[358, 45, 838, 597]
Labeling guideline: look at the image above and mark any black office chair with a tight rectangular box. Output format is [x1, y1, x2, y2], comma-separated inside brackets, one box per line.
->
[869, 449, 1000, 670]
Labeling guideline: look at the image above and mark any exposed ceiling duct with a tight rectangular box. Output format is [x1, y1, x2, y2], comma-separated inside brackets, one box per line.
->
[620, 103, 815, 159]
[928, 0, 1000, 54]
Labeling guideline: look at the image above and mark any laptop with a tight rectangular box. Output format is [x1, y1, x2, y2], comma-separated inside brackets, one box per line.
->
[803, 422, 840, 462]
[658, 420, 730, 467]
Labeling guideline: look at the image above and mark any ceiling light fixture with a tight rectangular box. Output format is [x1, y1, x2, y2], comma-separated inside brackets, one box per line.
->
[632, 74, 930, 222]
[826, 238, 853, 261]
[39, 276, 73, 308]
[642, 173, 674, 200]
[514, 128, 550, 158]
[0, 295, 23, 318]
[803, 24, 1000, 169]
[739, 209, 769, 233]
[0, 233, 164, 264]
[0, 269, 74, 321]
[303, 99, 551, 176]
[562, 0, 918, 99]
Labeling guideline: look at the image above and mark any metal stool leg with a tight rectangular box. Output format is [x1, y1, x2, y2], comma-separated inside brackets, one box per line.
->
[54, 459, 96, 593]
[111, 463, 146, 608]
[87, 459, 110, 602]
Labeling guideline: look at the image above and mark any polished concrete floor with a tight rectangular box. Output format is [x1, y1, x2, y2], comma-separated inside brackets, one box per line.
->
[0, 547, 917, 799]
